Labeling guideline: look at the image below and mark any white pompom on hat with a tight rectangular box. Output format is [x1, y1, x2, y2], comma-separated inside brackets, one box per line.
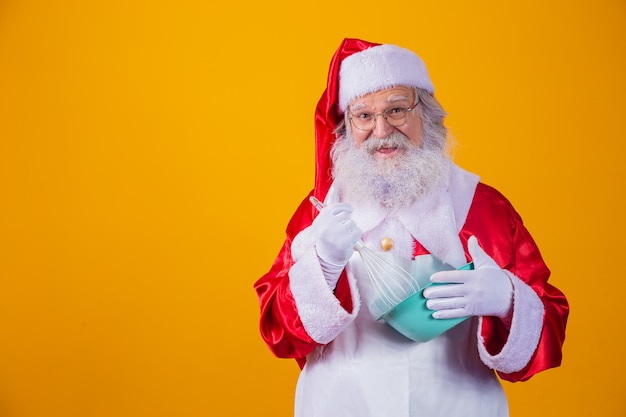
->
[338, 44, 434, 112]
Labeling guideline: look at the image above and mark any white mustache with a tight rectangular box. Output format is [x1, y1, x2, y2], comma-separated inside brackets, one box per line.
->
[363, 132, 412, 154]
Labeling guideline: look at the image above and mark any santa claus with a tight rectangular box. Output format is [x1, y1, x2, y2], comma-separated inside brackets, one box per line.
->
[254, 38, 568, 417]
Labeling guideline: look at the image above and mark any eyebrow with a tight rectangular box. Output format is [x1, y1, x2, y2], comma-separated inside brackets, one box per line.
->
[386, 94, 412, 103]
[349, 94, 412, 111]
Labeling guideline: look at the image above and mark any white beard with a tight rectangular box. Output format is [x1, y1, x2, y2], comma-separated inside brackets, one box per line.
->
[331, 131, 450, 210]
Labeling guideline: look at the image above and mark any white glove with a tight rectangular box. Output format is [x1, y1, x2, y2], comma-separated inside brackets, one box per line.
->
[423, 236, 513, 320]
[312, 203, 363, 289]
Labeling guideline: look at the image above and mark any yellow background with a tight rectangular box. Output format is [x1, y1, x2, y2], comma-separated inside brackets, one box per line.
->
[0, 0, 624, 416]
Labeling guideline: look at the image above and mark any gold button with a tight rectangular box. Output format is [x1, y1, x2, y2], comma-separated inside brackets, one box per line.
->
[380, 237, 394, 251]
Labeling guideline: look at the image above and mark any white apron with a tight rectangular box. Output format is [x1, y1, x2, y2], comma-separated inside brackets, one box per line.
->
[294, 212, 509, 417]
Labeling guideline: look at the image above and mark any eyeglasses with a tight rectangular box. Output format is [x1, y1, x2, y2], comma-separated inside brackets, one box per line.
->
[348, 102, 418, 131]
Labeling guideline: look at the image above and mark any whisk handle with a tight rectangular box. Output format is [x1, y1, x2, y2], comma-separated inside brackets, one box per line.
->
[310, 196, 365, 253]
[353, 240, 365, 251]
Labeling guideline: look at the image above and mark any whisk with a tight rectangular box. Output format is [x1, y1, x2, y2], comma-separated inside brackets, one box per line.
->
[310, 196, 421, 318]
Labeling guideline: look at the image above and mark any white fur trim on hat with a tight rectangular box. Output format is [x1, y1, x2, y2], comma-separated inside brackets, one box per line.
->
[339, 44, 434, 111]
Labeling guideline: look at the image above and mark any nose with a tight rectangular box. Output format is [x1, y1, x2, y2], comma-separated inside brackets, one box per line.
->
[371, 114, 394, 139]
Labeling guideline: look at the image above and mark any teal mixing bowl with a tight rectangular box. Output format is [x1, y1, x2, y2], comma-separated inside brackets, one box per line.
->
[379, 262, 473, 343]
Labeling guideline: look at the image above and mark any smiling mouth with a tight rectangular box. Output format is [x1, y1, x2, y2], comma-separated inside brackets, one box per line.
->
[364, 133, 408, 156]
[375, 146, 399, 155]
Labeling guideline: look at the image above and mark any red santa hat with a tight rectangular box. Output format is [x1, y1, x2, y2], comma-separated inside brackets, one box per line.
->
[313, 38, 434, 200]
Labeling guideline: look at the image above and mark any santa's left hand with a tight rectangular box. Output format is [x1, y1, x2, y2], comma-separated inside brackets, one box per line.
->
[423, 236, 513, 320]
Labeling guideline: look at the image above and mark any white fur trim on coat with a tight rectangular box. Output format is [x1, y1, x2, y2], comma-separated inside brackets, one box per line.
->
[289, 228, 361, 344]
[477, 272, 545, 374]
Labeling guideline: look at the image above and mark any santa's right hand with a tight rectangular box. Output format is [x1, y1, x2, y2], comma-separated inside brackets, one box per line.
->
[312, 203, 362, 287]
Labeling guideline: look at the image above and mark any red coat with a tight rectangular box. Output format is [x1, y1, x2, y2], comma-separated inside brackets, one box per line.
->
[254, 182, 569, 382]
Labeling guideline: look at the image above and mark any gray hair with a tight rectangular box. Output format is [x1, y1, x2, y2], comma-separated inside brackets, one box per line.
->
[333, 88, 448, 152]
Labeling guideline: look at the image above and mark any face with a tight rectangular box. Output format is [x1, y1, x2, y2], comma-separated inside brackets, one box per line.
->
[347, 86, 423, 158]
